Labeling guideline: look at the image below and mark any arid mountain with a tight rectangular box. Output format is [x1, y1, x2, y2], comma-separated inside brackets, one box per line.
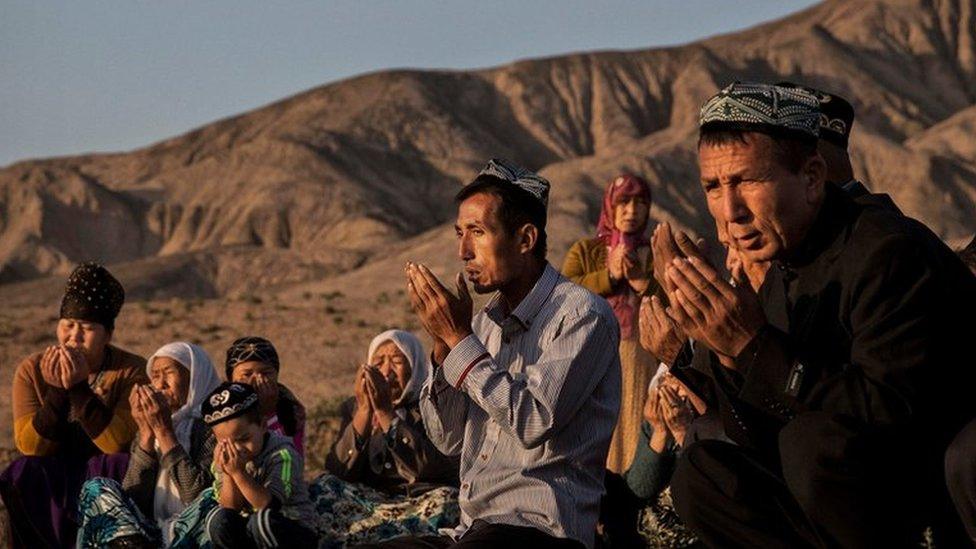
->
[0, 0, 975, 454]
[1, 0, 974, 298]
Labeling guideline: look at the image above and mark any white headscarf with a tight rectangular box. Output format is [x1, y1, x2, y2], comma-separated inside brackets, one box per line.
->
[366, 330, 428, 408]
[145, 342, 220, 540]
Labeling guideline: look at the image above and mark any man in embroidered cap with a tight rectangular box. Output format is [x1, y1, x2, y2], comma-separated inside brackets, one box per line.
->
[1, 262, 147, 548]
[652, 82, 976, 547]
[358, 159, 621, 548]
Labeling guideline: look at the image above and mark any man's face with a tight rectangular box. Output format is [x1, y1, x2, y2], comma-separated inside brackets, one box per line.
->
[455, 193, 526, 294]
[699, 133, 824, 263]
[56, 318, 111, 365]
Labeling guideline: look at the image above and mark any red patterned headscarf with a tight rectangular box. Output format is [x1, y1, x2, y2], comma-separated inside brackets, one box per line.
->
[597, 174, 652, 339]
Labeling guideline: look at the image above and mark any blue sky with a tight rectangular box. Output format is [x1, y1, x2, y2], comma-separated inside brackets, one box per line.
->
[0, 1, 817, 166]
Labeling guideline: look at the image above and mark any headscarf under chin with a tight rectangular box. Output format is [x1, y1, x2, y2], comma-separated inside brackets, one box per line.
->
[145, 342, 220, 540]
[366, 330, 428, 409]
[597, 174, 652, 340]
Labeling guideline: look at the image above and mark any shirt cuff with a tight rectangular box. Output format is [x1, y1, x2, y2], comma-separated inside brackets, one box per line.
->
[441, 335, 490, 390]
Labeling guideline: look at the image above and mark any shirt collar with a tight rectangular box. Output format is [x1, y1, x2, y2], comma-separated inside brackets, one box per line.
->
[485, 263, 560, 329]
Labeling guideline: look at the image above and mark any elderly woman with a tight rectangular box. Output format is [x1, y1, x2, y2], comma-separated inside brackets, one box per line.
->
[313, 329, 459, 546]
[561, 174, 658, 473]
[0, 263, 147, 548]
[225, 336, 306, 455]
[77, 342, 222, 547]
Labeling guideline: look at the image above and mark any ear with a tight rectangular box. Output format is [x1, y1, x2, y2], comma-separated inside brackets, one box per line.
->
[801, 153, 827, 203]
[516, 223, 539, 256]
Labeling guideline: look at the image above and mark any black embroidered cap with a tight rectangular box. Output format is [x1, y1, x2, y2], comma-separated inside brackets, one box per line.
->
[225, 336, 280, 379]
[699, 82, 821, 143]
[59, 262, 125, 331]
[202, 382, 259, 426]
[777, 81, 855, 149]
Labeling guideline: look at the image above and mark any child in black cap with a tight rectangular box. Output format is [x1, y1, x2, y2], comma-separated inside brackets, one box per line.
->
[202, 382, 316, 548]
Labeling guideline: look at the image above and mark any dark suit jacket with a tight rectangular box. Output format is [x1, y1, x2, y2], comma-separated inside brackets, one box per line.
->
[675, 185, 976, 456]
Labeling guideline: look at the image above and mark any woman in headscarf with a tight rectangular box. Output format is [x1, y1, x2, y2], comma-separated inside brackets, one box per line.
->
[313, 329, 460, 546]
[76, 342, 222, 547]
[1, 262, 147, 549]
[561, 174, 659, 474]
[225, 336, 307, 455]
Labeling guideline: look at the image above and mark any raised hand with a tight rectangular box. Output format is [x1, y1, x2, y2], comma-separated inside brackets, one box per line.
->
[140, 385, 173, 436]
[59, 346, 90, 388]
[652, 223, 682, 292]
[352, 365, 374, 436]
[608, 244, 628, 282]
[364, 366, 395, 431]
[406, 263, 472, 349]
[223, 440, 247, 476]
[129, 385, 155, 451]
[252, 374, 279, 417]
[39, 346, 64, 389]
[660, 229, 765, 364]
[639, 295, 687, 365]
[660, 384, 695, 447]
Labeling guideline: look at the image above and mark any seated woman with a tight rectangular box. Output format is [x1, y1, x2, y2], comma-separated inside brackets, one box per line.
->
[561, 174, 658, 474]
[313, 329, 460, 546]
[77, 341, 222, 547]
[0, 263, 147, 548]
[224, 336, 306, 455]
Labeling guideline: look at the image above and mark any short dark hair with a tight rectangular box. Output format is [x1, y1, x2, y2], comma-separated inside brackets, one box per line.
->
[698, 128, 818, 174]
[455, 175, 548, 260]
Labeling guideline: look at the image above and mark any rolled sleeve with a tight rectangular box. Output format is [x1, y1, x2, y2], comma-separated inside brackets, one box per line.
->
[441, 335, 491, 390]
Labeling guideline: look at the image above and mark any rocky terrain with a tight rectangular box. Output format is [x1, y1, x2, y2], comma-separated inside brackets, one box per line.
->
[1, 0, 974, 459]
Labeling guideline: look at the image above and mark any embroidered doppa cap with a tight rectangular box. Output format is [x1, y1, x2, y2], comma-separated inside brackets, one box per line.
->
[225, 336, 279, 380]
[777, 81, 855, 149]
[476, 158, 551, 208]
[202, 382, 259, 426]
[59, 262, 125, 331]
[699, 82, 821, 143]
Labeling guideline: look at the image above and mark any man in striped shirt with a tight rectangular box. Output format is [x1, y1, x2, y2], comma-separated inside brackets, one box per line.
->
[362, 159, 621, 549]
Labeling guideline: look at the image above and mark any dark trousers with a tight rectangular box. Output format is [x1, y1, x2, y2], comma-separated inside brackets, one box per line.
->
[946, 417, 976, 546]
[671, 412, 944, 548]
[351, 521, 586, 549]
[0, 452, 130, 549]
[207, 507, 315, 549]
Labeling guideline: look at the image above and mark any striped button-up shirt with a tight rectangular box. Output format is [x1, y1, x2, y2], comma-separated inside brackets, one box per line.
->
[420, 264, 621, 548]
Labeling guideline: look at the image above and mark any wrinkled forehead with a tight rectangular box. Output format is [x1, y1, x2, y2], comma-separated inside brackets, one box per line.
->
[698, 134, 775, 181]
[151, 356, 186, 374]
[372, 340, 407, 361]
[456, 193, 502, 229]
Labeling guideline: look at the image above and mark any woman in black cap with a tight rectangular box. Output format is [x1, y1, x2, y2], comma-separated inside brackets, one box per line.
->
[224, 336, 307, 456]
[0, 262, 148, 548]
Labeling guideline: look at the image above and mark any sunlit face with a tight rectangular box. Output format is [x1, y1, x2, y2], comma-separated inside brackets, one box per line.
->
[370, 341, 411, 401]
[698, 133, 825, 263]
[230, 360, 278, 385]
[57, 318, 111, 366]
[211, 414, 264, 458]
[456, 193, 530, 294]
[150, 357, 190, 410]
[613, 195, 650, 234]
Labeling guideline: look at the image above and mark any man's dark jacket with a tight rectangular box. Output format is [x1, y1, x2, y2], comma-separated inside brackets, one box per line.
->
[676, 184, 976, 456]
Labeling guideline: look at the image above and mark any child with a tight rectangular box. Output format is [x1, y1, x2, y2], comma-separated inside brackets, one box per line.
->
[224, 337, 307, 455]
[202, 382, 316, 548]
